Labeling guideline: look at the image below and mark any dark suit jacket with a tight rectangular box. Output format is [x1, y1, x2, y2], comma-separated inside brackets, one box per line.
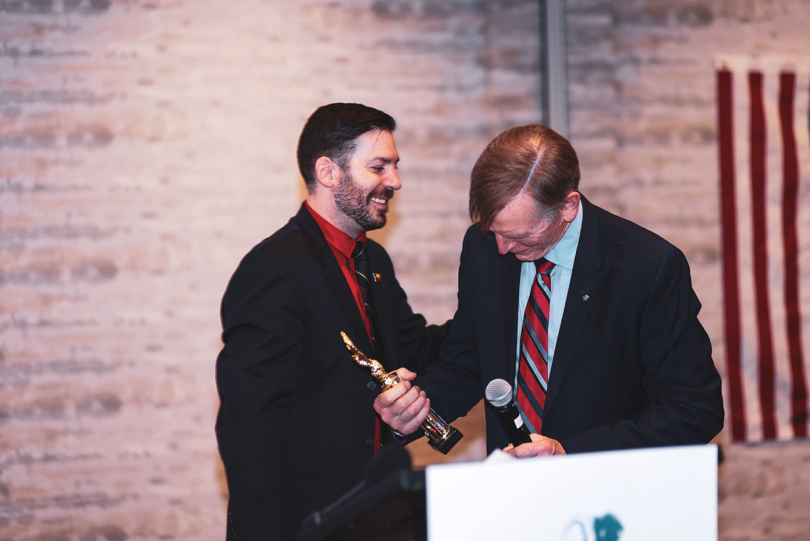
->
[215, 204, 449, 540]
[418, 196, 724, 454]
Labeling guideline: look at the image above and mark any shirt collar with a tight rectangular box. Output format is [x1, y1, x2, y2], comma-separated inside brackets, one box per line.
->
[304, 201, 366, 260]
[544, 200, 583, 270]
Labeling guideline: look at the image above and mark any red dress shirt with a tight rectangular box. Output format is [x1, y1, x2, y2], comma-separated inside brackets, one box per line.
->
[304, 201, 382, 452]
[304, 201, 373, 343]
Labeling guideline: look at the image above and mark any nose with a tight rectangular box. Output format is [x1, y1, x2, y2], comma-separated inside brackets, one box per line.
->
[495, 234, 514, 255]
[384, 168, 402, 191]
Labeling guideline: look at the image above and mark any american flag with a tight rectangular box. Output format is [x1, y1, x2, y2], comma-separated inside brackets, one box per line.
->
[717, 62, 810, 443]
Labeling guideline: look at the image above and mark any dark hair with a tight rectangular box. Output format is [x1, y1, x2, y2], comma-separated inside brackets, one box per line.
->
[297, 103, 396, 192]
[469, 124, 580, 230]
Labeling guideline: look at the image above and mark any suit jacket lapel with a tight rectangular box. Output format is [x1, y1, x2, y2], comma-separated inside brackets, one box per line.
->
[294, 205, 374, 355]
[545, 197, 603, 414]
[502, 253, 522, 385]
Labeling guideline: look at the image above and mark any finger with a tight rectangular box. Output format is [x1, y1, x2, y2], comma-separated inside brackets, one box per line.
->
[376, 386, 422, 425]
[402, 390, 427, 421]
[374, 392, 416, 432]
[386, 386, 424, 417]
[399, 394, 428, 434]
[515, 440, 554, 458]
[374, 388, 407, 417]
[378, 390, 426, 434]
[375, 380, 411, 407]
[394, 367, 417, 382]
[401, 397, 430, 435]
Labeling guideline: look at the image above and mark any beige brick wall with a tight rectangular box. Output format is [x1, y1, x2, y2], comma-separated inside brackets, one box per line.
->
[567, 1, 810, 539]
[1, 0, 808, 539]
[0, 0, 538, 538]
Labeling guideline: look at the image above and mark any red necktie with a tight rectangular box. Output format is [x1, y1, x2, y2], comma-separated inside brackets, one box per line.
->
[516, 259, 554, 433]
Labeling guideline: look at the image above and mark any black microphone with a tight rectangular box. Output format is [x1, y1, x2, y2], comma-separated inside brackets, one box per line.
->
[485, 378, 532, 446]
[302, 444, 412, 530]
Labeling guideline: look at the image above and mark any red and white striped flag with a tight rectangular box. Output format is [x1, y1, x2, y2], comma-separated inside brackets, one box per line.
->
[717, 62, 810, 443]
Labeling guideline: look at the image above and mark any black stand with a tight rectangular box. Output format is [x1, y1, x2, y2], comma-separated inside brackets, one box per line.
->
[297, 470, 427, 541]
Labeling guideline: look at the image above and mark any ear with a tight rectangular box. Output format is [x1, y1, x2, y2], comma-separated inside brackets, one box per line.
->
[561, 191, 581, 223]
[314, 156, 341, 189]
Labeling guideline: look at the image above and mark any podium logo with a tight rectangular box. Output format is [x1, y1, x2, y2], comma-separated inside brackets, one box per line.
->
[563, 513, 623, 541]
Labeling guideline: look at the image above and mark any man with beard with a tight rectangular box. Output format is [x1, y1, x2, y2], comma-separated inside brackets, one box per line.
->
[215, 103, 450, 541]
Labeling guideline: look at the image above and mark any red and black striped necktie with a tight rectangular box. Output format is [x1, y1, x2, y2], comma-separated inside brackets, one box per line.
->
[352, 240, 386, 453]
[351, 240, 384, 362]
[516, 258, 555, 434]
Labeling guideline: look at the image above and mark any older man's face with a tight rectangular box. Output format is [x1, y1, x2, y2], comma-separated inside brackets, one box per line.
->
[489, 192, 580, 261]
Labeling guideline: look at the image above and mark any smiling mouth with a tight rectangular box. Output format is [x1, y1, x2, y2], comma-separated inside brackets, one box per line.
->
[369, 193, 395, 209]
[369, 188, 395, 208]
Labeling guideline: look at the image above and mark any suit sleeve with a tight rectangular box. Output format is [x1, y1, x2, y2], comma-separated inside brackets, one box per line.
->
[215, 249, 305, 541]
[559, 247, 725, 452]
[370, 245, 451, 375]
[391, 282, 452, 375]
[415, 228, 488, 422]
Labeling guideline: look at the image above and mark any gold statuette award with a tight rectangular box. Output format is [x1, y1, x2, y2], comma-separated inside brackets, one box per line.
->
[341, 331, 463, 455]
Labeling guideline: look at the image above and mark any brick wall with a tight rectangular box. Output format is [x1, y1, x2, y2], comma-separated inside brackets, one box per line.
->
[0, 0, 539, 538]
[566, 1, 810, 539]
[1, 0, 808, 539]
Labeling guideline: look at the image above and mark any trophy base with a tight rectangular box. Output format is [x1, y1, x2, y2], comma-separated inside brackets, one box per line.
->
[428, 427, 464, 455]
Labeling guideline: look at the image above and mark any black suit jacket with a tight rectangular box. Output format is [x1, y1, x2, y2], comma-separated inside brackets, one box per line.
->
[215, 204, 449, 540]
[418, 196, 724, 454]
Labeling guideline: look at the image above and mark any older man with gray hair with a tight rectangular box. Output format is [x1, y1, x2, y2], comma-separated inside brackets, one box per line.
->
[375, 123, 724, 458]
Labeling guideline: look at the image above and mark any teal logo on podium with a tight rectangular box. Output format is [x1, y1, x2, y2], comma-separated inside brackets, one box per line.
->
[563, 513, 623, 541]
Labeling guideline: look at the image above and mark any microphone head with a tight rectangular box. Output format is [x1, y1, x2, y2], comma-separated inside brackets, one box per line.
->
[485, 378, 513, 408]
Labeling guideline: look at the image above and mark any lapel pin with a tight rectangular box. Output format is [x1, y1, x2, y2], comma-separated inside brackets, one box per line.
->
[373, 273, 382, 282]
[579, 288, 590, 302]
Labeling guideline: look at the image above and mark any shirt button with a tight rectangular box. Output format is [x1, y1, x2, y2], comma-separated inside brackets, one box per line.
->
[366, 381, 377, 391]
[365, 437, 374, 447]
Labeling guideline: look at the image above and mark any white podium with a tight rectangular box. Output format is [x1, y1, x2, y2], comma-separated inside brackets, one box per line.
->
[426, 445, 718, 541]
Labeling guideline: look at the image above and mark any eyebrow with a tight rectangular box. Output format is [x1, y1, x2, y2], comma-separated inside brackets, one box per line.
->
[492, 226, 541, 239]
[368, 157, 400, 165]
